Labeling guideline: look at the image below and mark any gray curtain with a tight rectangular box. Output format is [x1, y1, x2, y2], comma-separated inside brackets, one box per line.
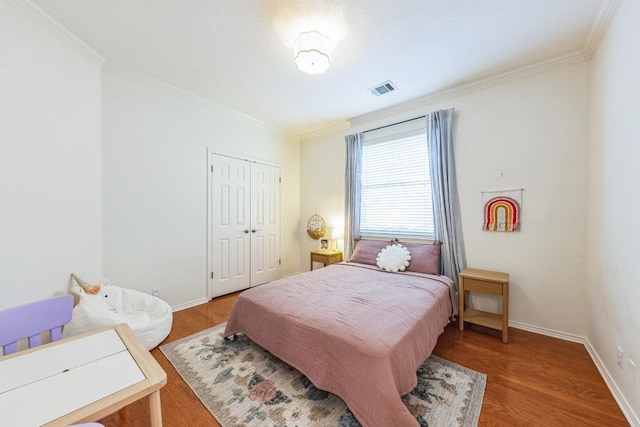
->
[344, 133, 363, 258]
[427, 108, 466, 287]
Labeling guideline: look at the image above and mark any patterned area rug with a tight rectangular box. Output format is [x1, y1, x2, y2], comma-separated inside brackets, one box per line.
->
[160, 323, 486, 427]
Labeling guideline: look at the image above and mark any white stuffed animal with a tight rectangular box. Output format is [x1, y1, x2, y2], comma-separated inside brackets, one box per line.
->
[63, 274, 173, 350]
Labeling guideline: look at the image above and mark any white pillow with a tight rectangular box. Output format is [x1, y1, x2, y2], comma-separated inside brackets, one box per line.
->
[376, 244, 412, 272]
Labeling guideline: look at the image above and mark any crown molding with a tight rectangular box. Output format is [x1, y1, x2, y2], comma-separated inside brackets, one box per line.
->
[299, 121, 351, 141]
[349, 50, 589, 128]
[6, 0, 105, 67]
[9, 0, 622, 141]
[583, 0, 623, 58]
[102, 61, 297, 140]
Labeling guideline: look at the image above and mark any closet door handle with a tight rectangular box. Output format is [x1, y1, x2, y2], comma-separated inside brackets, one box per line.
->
[251, 229, 260, 233]
[243, 229, 249, 234]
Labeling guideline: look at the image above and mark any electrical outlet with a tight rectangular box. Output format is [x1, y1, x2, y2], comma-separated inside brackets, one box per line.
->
[151, 288, 160, 297]
[617, 347, 624, 367]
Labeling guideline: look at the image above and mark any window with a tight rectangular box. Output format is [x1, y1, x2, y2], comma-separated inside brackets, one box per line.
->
[360, 124, 435, 240]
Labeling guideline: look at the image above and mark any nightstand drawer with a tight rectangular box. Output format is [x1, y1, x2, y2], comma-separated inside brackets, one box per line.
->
[462, 278, 504, 295]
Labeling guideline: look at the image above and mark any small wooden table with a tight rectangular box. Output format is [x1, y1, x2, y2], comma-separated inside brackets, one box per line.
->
[310, 250, 343, 270]
[0, 323, 167, 426]
[458, 268, 510, 343]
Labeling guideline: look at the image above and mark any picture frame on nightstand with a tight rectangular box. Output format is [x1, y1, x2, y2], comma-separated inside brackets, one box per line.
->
[319, 238, 330, 251]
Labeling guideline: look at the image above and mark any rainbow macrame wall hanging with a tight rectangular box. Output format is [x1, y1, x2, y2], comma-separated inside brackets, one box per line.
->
[482, 190, 522, 232]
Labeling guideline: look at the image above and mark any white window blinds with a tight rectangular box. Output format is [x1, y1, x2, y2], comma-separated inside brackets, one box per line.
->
[360, 127, 435, 240]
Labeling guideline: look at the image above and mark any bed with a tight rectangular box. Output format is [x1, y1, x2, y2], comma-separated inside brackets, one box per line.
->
[223, 241, 457, 427]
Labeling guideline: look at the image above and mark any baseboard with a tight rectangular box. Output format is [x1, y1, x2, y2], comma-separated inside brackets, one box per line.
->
[509, 320, 586, 344]
[584, 341, 640, 427]
[171, 297, 209, 312]
[510, 320, 639, 426]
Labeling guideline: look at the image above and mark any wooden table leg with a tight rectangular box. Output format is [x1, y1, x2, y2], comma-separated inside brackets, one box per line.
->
[458, 282, 465, 331]
[149, 390, 162, 427]
[502, 282, 509, 343]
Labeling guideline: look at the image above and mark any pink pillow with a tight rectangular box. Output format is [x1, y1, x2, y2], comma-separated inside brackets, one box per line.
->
[349, 239, 441, 275]
[348, 240, 390, 265]
[404, 242, 441, 275]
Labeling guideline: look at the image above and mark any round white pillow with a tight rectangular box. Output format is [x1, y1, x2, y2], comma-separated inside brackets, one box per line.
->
[376, 244, 412, 272]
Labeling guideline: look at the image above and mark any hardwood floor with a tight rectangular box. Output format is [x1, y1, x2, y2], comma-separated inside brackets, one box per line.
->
[99, 292, 629, 426]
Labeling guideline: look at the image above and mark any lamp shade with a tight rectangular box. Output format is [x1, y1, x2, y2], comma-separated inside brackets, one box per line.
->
[294, 31, 331, 75]
[331, 227, 344, 240]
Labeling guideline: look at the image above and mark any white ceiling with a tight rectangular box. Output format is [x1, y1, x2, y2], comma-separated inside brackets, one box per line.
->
[32, 0, 607, 137]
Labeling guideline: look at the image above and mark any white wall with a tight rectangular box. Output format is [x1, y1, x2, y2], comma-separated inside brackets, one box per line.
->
[300, 62, 591, 337]
[300, 131, 347, 260]
[0, 1, 102, 309]
[101, 65, 300, 308]
[588, 0, 640, 421]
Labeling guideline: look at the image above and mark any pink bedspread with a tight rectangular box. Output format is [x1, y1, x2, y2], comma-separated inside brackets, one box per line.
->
[223, 262, 457, 427]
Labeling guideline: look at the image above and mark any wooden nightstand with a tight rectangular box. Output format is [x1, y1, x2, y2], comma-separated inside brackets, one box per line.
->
[310, 250, 343, 270]
[458, 268, 510, 343]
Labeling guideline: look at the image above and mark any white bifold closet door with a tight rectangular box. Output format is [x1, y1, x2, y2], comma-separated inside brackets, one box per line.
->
[209, 153, 281, 299]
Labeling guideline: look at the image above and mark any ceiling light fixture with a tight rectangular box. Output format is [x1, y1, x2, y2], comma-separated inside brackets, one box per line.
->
[294, 31, 331, 75]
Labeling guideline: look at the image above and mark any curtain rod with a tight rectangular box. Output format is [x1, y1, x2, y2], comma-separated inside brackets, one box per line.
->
[362, 115, 426, 134]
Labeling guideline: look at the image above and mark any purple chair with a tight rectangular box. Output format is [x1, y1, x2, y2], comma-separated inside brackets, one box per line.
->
[0, 294, 74, 356]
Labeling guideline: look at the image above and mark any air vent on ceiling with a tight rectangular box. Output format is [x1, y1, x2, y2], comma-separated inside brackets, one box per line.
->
[369, 81, 397, 97]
